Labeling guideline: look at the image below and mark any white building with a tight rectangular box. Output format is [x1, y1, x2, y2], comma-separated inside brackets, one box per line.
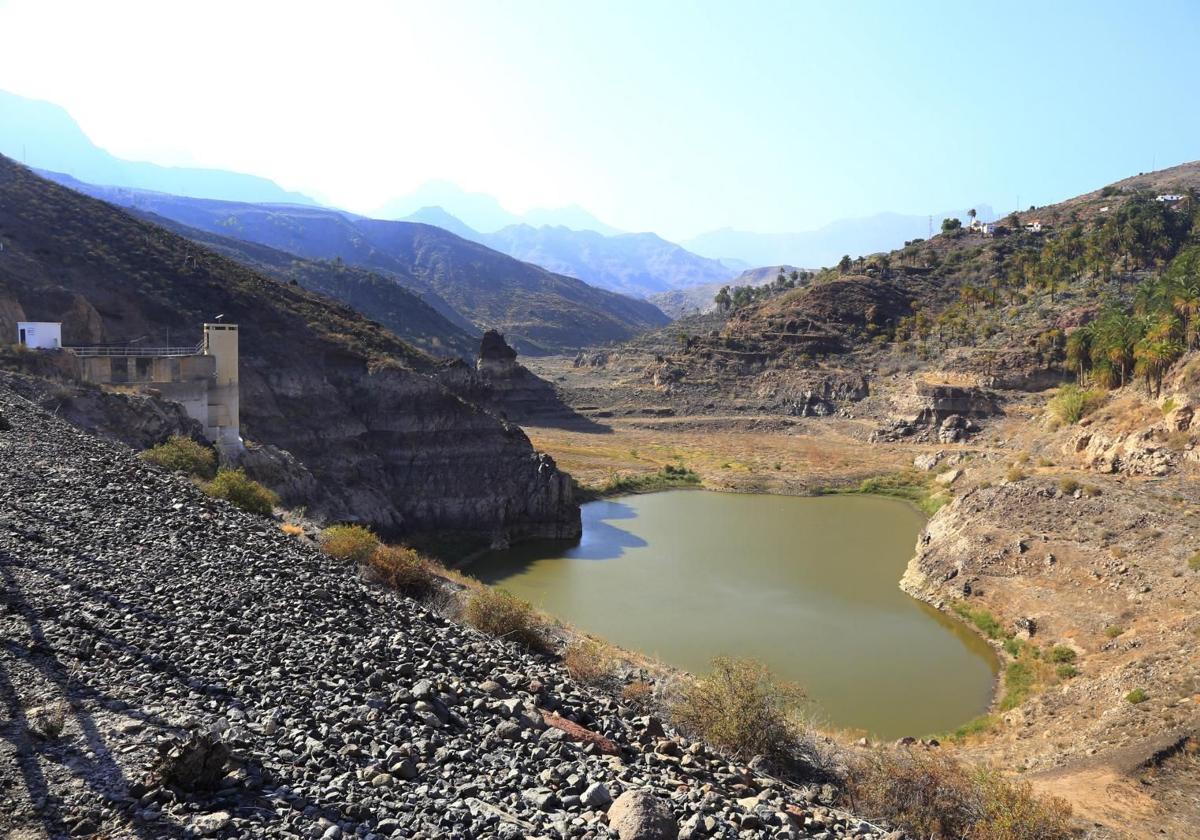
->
[1024, 220, 1045, 233]
[1156, 194, 1185, 203]
[16, 321, 62, 349]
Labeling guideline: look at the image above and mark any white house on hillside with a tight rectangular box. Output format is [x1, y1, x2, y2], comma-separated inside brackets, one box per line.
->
[1156, 194, 1185, 203]
[16, 321, 62, 349]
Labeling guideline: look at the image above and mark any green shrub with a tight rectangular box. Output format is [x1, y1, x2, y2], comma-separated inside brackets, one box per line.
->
[1126, 688, 1148, 704]
[1057, 477, 1080, 495]
[1049, 385, 1104, 424]
[1104, 625, 1124, 639]
[578, 464, 702, 500]
[847, 749, 1074, 840]
[669, 657, 806, 763]
[320, 524, 380, 564]
[202, 468, 278, 515]
[463, 588, 543, 648]
[1082, 484, 1103, 497]
[1000, 662, 1035, 710]
[141, 435, 216, 478]
[1005, 465, 1026, 483]
[1049, 645, 1077, 664]
[953, 602, 1003, 639]
[1189, 552, 1200, 571]
[1056, 665, 1079, 679]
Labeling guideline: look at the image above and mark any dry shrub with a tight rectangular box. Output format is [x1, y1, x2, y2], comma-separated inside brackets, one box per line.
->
[202, 468, 278, 515]
[563, 638, 617, 686]
[669, 657, 806, 764]
[847, 748, 1073, 840]
[621, 680, 655, 708]
[142, 435, 216, 478]
[280, 523, 304, 537]
[463, 587, 544, 649]
[369, 544, 434, 595]
[320, 524, 379, 564]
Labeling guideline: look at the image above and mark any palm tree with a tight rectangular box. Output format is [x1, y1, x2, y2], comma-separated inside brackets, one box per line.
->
[1134, 327, 1184, 397]
[1091, 307, 1143, 387]
[1065, 325, 1093, 384]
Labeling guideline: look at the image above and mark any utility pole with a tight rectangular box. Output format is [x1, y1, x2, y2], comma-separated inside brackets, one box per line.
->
[928, 215, 932, 238]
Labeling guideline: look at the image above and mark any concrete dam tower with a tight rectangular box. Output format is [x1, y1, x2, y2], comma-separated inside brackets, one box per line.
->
[202, 323, 241, 457]
[22, 321, 245, 459]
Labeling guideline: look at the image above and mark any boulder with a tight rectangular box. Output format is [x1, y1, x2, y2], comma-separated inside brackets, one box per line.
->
[608, 790, 678, 840]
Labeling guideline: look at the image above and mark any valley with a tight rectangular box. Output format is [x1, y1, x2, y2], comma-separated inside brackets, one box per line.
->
[3, 109, 1200, 840]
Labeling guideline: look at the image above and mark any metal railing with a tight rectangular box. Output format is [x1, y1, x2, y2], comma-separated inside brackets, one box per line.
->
[65, 341, 205, 358]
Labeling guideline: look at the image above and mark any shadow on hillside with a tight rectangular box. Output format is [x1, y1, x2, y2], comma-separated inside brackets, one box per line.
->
[0, 558, 189, 839]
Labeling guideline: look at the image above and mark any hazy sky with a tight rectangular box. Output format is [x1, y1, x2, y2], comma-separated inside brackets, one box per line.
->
[1, 0, 1197, 239]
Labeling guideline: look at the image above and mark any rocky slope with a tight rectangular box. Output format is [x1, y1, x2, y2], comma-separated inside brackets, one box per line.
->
[0, 156, 578, 543]
[0, 384, 883, 840]
[35, 173, 670, 355]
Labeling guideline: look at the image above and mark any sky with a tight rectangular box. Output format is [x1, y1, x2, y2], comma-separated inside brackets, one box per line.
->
[0, 0, 1198, 240]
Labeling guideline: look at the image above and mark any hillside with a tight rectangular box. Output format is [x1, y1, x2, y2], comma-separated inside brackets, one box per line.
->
[0, 155, 578, 540]
[134, 211, 480, 360]
[36, 174, 668, 354]
[0, 89, 314, 205]
[648, 265, 806, 318]
[0, 388, 874, 839]
[400, 208, 737, 300]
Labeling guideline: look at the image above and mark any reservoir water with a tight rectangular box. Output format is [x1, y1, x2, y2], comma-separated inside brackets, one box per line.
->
[474, 490, 997, 738]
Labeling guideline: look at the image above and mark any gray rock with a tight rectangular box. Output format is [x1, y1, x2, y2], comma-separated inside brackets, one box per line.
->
[607, 790, 678, 840]
[582, 781, 613, 809]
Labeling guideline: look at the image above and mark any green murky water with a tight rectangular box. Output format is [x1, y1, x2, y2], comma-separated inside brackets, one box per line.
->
[474, 490, 996, 738]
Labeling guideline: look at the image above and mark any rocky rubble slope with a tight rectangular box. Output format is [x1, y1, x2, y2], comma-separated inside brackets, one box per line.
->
[0, 385, 884, 840]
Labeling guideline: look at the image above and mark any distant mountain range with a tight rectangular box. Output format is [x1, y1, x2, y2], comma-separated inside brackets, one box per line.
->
[683, 206, 997, 269]
[375, 181, 621, 235]
[2, 86, 1002, 314]
[43, 173, 667, 354]
[0, 89, 315, 206]
[396, 208, 738, 299]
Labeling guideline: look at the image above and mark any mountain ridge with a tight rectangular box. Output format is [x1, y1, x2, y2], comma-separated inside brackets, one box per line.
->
[0, 89, 316, 206]
[34, 172, 668, 354]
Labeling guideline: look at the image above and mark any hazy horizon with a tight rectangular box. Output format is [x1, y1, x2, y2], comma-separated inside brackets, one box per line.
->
[1, 0, 1197, 240]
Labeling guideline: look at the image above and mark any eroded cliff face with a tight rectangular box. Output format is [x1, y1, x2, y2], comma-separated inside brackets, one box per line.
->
[241, 359, 579, 541]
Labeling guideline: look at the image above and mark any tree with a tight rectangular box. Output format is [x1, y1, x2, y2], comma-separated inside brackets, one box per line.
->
[714, 286, 732, 312]
[838, 255, 852, 274]
[1065, 325, 1093, 384]
[941, 217, 963, 234]
[968, 208, 977, 222]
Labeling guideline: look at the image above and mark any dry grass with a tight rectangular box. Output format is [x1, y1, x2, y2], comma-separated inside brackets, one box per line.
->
[463, 587, 545, 649]
[280, 523, 304, 537]
[319, 524, 379, 564]
[563, 637, 619, 686]
[369, 545, 436, 594]
[525, 417, 910, 494]
[621, 680, 655, 708]
[669, 657, 807, 764]
[847, 748, 1074, 840]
